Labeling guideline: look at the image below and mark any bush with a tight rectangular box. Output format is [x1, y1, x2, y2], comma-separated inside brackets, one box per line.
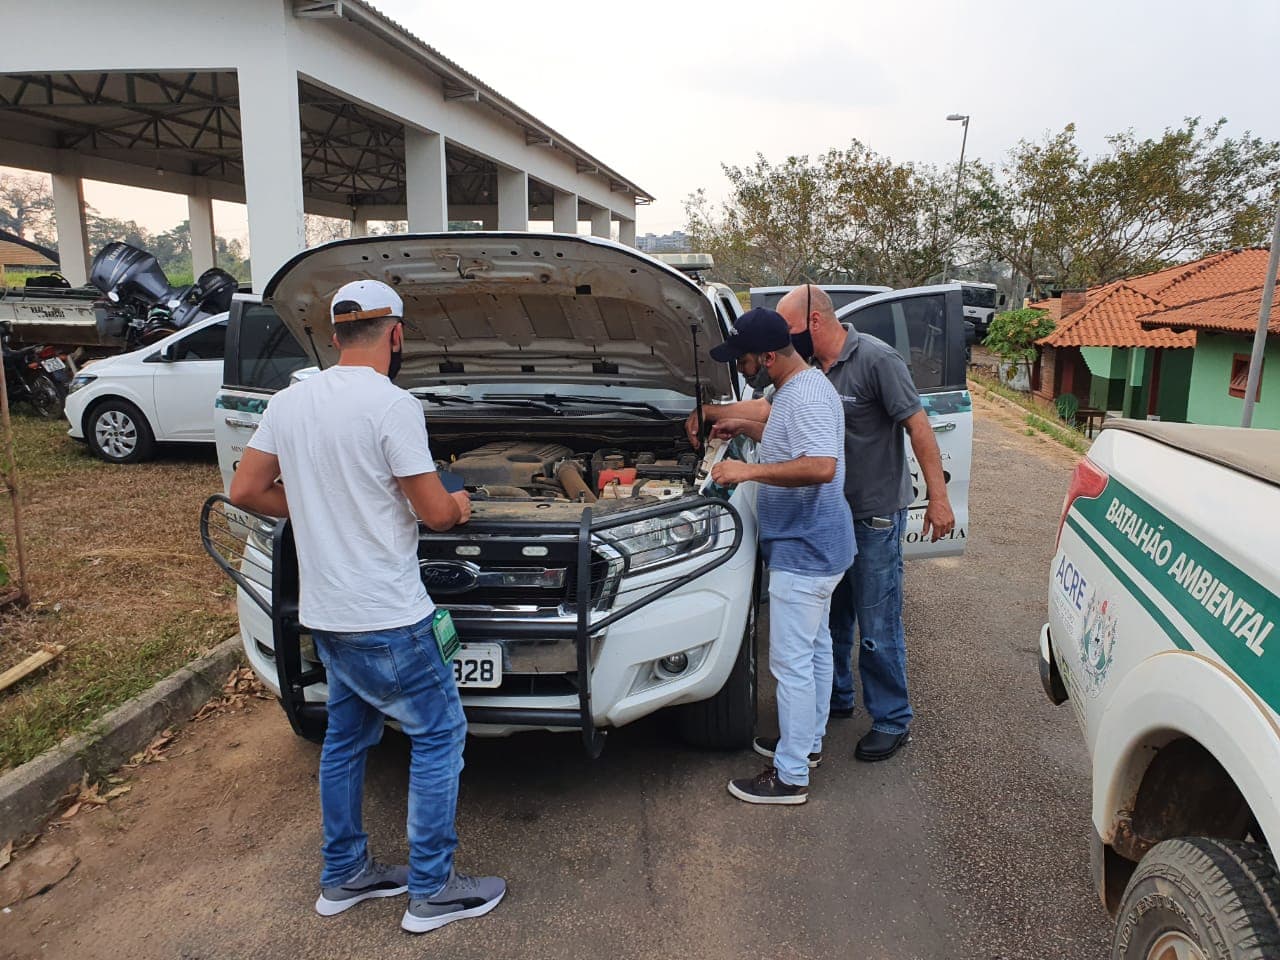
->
[983, 308, 1055, 364]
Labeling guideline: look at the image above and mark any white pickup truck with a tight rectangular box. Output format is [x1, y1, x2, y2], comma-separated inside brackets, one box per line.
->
[201, 234, 972, 757]
[1041, 419, 1280, 959]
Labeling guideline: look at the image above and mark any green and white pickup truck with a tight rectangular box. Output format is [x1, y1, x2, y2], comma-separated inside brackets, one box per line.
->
[1041, 419, 1280, 960]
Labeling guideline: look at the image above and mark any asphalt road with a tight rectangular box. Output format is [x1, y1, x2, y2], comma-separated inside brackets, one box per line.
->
[2, 396, 1111, 960]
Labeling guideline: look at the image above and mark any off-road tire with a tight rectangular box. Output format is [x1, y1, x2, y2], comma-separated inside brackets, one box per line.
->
[86, 398, 156, 464]
[676, 595, 757, 750]
[1112, 837, 1280, 960]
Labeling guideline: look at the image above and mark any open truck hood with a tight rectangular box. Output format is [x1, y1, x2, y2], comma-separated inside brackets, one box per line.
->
[262, 233, 733, 398]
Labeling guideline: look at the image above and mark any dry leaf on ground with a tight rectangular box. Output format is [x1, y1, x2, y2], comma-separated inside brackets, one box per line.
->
[192, 666, 270, 721]
[122, 728, 176, 769]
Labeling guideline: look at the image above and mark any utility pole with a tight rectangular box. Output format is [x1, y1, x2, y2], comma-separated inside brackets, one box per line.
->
[1241, 201, 1280, 428]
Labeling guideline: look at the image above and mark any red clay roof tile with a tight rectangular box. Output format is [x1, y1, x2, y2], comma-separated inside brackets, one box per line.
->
[1033, 247, 1274, 349]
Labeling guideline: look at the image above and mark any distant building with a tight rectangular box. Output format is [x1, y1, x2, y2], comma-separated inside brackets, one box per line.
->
[636, 230, 689, 254]
[1031, 247, 1279, 428]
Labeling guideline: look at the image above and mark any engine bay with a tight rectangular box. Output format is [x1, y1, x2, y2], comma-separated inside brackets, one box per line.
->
[436, 439, 718, 506]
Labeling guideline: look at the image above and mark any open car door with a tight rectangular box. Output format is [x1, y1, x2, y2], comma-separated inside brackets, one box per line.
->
[837, 285, 971, 559]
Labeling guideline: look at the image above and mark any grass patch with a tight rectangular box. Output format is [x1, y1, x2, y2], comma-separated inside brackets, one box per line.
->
[969, 370, 1092, 454]
[0, 415, 236, 772]
[1024, 413, 1090, 454]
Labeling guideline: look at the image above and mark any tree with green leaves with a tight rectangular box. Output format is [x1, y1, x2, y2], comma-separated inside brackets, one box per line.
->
[685, 141, 959, 288]
[963, 118, 1280, 291]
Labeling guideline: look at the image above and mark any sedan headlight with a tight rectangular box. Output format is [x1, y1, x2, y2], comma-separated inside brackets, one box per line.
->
[67, 373, 96, 395]
[598, 506, 717, 574]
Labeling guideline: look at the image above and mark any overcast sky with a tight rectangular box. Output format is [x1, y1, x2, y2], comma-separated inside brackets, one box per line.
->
[11, 0, 1279, 244]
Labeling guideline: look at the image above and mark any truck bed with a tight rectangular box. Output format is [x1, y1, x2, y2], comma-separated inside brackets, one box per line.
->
[1102, 419, 1280, 490]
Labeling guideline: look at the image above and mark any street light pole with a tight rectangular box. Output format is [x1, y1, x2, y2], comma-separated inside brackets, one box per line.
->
[1241, 199, 1280, 427]
[944, 113, 970, 283]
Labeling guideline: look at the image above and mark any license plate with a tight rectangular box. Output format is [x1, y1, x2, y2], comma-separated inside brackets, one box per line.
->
[41, 357, 65, 372]
[451, 643, 502, 688]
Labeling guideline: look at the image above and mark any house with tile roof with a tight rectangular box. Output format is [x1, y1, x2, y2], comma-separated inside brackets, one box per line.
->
[1028, 248, 1279, 428]
[0, 230, 57, 284]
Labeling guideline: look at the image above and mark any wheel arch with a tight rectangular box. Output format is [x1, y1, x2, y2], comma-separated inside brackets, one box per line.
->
[1092, 650, 1280, 908]
[81, 391, 153, 439]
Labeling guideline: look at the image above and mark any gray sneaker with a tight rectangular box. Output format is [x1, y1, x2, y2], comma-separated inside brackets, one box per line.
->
[401, 868, 507, 934]
[315, 859, 409, 916]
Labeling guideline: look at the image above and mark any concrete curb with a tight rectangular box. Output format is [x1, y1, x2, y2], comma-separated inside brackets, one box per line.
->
[0, 636, 243, 848]
[969, 380, 1086, 459]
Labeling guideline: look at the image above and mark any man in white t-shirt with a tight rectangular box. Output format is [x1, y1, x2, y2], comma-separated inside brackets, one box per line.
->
[230, 280, 505, 935]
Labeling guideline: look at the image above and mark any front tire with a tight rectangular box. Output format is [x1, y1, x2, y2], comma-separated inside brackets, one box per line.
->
[677, 595, 757, 749]
[1112, 838, 1280, 960]
[86, 399, 156, 464]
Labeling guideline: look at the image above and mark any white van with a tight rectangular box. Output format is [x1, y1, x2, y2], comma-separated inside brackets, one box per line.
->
[1041, 419, 1280, 958]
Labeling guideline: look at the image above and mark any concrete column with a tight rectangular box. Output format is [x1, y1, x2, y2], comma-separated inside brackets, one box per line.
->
[350, 211, 369, 238]
[405, 129, 447, 232]
[590, 206, 612, 239]
[237, 60, 306, 289]
[618, 218, 636, 248]
[497, 168, 529, 231]
[188, 187, 216, 276]
[553, 190, 578, 234]
[50, 166, 91, 286]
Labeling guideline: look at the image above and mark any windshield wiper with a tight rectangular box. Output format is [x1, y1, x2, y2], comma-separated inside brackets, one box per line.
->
[418, 393, 563, 415]
[484, 393, 674, 420]
[551, 395, 675, 420]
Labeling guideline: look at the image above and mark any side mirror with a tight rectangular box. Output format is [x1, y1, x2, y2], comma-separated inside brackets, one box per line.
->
[160, 344, 178, 362]
[998, 294, 1007, 306]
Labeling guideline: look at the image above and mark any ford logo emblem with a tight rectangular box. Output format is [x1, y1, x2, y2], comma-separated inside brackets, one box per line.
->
[419, 560, 480, 594]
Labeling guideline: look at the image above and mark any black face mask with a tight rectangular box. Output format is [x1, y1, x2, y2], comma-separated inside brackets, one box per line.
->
[387, 323, 403, 382]
[746, 354, 773, 391]
[790, 285, 815, 362]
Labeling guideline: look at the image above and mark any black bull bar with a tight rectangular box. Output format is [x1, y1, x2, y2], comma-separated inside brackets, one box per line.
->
[200, 494, 743, 757]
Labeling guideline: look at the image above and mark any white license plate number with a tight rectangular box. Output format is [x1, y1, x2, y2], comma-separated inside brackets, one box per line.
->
[41, 357, 65, 372]
[452, 643, 501, 688]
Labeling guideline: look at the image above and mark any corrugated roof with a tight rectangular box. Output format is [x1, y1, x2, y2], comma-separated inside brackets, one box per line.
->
[0, 230, 57, 267]
[1035, 247, 1274, 350]
[336, 0, 654, 203]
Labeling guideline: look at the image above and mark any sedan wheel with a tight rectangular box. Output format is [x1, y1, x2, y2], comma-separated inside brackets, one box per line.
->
[87, 400, 155, 464]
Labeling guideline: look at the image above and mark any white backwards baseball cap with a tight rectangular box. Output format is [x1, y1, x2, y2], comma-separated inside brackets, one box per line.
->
[329, 279, 404, 325]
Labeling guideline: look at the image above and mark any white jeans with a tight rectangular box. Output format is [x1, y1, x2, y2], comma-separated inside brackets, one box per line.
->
[768, 568, 844, 786]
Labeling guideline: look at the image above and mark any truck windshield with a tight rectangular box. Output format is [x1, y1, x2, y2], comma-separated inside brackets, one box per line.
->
[962, 286, 998, 309]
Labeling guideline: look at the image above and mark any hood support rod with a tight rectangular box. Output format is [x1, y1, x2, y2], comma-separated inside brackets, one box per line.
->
[690, 322, 706, 446]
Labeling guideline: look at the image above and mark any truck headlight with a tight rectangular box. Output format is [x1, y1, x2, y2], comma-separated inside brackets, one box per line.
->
[67, 373, 96, 395]
[598, 506, 716, 574]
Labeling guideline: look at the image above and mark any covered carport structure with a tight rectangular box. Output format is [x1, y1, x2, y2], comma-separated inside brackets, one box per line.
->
[0, 0, 652, 288]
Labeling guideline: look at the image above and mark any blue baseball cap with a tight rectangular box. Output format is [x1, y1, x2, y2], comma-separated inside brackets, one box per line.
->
[710, 308, 792, 362]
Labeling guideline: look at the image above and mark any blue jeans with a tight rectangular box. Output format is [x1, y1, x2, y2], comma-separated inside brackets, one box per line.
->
[313, 614, 466, 898]
[830, 507, 912, 735]
[768, 569, 844, 786]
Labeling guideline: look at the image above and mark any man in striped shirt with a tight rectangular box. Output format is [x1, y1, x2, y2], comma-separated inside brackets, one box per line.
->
[709, 308, 855, 804]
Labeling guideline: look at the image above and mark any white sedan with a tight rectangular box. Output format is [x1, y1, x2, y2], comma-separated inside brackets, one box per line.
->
[64, 312, 228, 463]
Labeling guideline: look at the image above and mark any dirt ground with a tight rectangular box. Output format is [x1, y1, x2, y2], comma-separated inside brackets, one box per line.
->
[0, 398, 1110, 960]
[0, 417, 236, 771]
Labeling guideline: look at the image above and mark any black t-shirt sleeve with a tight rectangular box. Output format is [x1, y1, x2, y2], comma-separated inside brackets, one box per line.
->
[872, 349, 923, 423]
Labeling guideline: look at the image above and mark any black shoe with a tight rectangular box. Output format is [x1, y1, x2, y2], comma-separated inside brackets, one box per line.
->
[855, 728, 911, 762]
[727, 767, 808, 805]
[752, 736, 821, 769]
[828, 705, 855, 719]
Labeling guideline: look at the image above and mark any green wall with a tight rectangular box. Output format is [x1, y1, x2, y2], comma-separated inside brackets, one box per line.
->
[1185, 333, 1280, 428]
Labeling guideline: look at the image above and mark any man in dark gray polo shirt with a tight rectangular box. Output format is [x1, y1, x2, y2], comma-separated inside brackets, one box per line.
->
[689, 286, 953, 762]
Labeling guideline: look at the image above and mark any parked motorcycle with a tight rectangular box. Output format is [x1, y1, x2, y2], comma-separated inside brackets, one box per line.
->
[90, 242, 237, 353]
[1, 322, 70, 419]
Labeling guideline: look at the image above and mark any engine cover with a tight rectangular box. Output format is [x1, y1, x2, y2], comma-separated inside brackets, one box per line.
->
[449, 440, 574, 488]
